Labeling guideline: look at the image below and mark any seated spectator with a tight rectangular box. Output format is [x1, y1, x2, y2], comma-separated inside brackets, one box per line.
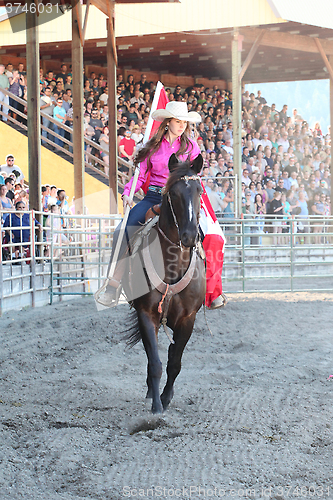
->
[275, 177, 287, 195]
[0, 183, 14, 221]
[286, 187, 300, 215]
[45, 204, 70, 258]
[242, 191, 255, 222]
[311, 193, 325, 243]
[267, 190, 283, 243]
[207, 182, 227, 216]
[280, 170, 291, 191]
[222, 139, 233, 158]
[0, 155, 24, 183]
[242, 146, 250, 164]
[241, 168, 251, 187]
[89, 109, 104, 142]
[265, 180, 275, 205]
[99, 126, 109, 175]
[3, 200, 42, 259]
[53, 97, 66, 147]
[99, 87, 109, 106]
[118, 129, 136, 163]
[15, 189, 29, 207]
[41, 185, 50, 212]
[4, 177, 15, 201]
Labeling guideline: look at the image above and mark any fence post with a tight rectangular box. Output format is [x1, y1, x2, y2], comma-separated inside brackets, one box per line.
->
[49, 213, 54, 305]
[290, 215, 294, 292]
[98, 218, 102, 291]
[31, 211, 36, 308]
[0, 219, 3, 316]
[241, 217, 245, 292]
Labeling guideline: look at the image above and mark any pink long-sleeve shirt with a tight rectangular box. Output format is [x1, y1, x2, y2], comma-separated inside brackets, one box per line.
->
[123, 136, 200, 197]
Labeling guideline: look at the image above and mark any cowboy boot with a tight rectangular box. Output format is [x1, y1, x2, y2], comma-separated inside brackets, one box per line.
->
[98, 258, 126, 307]
[209, 292, 228, 310]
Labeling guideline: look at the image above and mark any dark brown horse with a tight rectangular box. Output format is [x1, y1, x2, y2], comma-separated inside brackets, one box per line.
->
[123, 153, 206, 413]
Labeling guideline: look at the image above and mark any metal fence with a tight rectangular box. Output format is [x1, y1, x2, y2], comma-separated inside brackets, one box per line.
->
[219, 214, 333, 293]
[1, 210, 333, 314]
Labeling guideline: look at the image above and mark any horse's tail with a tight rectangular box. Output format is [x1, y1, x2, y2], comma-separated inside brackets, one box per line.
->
[123, 309, 142, 348]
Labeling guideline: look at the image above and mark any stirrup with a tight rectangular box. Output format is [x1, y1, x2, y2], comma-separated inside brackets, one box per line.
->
[95, 280, 122, 307]
[208, 293, 228, 310]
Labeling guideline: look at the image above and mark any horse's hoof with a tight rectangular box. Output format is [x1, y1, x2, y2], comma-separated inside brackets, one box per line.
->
[161, 390, 174, 410]
[151, 402, 164, 414]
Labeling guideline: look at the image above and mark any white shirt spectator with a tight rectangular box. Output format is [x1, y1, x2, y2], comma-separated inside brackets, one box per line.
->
[252, 137, 263, 150]
[0, 160, 24, 183]
[261, 138, 272, 149]
[242, 171, 251, 187]
[277, 136, 290, 153]
[100, 92, 108, 105]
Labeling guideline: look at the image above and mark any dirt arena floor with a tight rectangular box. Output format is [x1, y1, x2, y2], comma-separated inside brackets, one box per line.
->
[1, 292, 333, 500]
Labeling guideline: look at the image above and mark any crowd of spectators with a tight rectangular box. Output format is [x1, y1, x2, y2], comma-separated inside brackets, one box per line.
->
[0, 154, 73, 260]
[0, 61, 332, 248]
[114, 75, 332, 236]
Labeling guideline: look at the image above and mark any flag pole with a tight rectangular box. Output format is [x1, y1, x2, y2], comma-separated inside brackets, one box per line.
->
[95, 81, 166, 304]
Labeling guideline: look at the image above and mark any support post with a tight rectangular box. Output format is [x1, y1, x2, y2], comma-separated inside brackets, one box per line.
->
[232, 29, 242, 217]
[26, 4, 41, 213]
[107, 1, 118, 214]
[329, 56, 333, 207]
[72, 1, 85, 214]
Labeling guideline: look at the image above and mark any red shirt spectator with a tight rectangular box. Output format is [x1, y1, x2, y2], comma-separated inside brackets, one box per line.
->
[119, 130, 136, 161]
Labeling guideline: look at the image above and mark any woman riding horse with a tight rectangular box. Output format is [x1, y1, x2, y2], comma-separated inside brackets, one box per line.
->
[99, 101, 226, 309]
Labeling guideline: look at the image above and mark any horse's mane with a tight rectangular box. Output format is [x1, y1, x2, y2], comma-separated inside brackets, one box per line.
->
[163, 162, 194, 194]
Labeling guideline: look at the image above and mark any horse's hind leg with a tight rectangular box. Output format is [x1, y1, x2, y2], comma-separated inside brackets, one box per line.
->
[160, 316, 195, 410]
[146, 367, 153, 399]
[138, 312, 163, 414]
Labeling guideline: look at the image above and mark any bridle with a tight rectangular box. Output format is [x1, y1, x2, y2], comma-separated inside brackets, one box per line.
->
[159, 174, 202, 250]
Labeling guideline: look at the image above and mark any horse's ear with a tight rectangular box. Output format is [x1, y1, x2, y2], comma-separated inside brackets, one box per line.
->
[191, 154, 203, 174]
[168, 153, 179, 172]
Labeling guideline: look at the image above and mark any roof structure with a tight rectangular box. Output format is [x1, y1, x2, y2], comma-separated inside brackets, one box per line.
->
[0, 0, 333, 84]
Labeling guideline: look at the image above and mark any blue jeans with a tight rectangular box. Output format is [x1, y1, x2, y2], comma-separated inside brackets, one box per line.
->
[53, 124, 65, 147]
[111, 191, 162, 260]
[42, 116, 52, 143]
[0, 91, 9, 121]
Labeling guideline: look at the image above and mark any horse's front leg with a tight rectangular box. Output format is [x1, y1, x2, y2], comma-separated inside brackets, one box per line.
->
[138, 311, 163, 414]
[160, 314, 195, 411]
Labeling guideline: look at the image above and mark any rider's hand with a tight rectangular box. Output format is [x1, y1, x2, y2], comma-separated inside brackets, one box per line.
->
[122, 195, 133, 210]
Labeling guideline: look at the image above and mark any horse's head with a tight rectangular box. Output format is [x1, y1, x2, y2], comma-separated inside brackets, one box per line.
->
[162, 153, 203, 248]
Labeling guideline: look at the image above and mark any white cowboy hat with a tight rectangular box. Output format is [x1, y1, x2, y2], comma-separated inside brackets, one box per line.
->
[151, 101, 201, 123]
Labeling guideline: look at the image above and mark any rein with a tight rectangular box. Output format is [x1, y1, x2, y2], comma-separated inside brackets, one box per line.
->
[161, 174, 202, 250]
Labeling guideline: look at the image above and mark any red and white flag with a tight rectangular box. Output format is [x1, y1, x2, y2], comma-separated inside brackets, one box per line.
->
[141, 82, 169, 194]
[143, 81, 225, 306]
[199, 189, 226, 307]
[143, 81, 169, 143]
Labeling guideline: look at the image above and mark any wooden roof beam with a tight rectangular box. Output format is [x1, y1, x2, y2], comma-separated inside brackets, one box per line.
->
[82, 0, 91, 43]
[314, 37, 333, 81]
[239, 29, 264, 81]
[241, 26, 333, 56]
[74, 1, 84, 47]
[107, 0, 118, 67]
[89, 0, 108, 16]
